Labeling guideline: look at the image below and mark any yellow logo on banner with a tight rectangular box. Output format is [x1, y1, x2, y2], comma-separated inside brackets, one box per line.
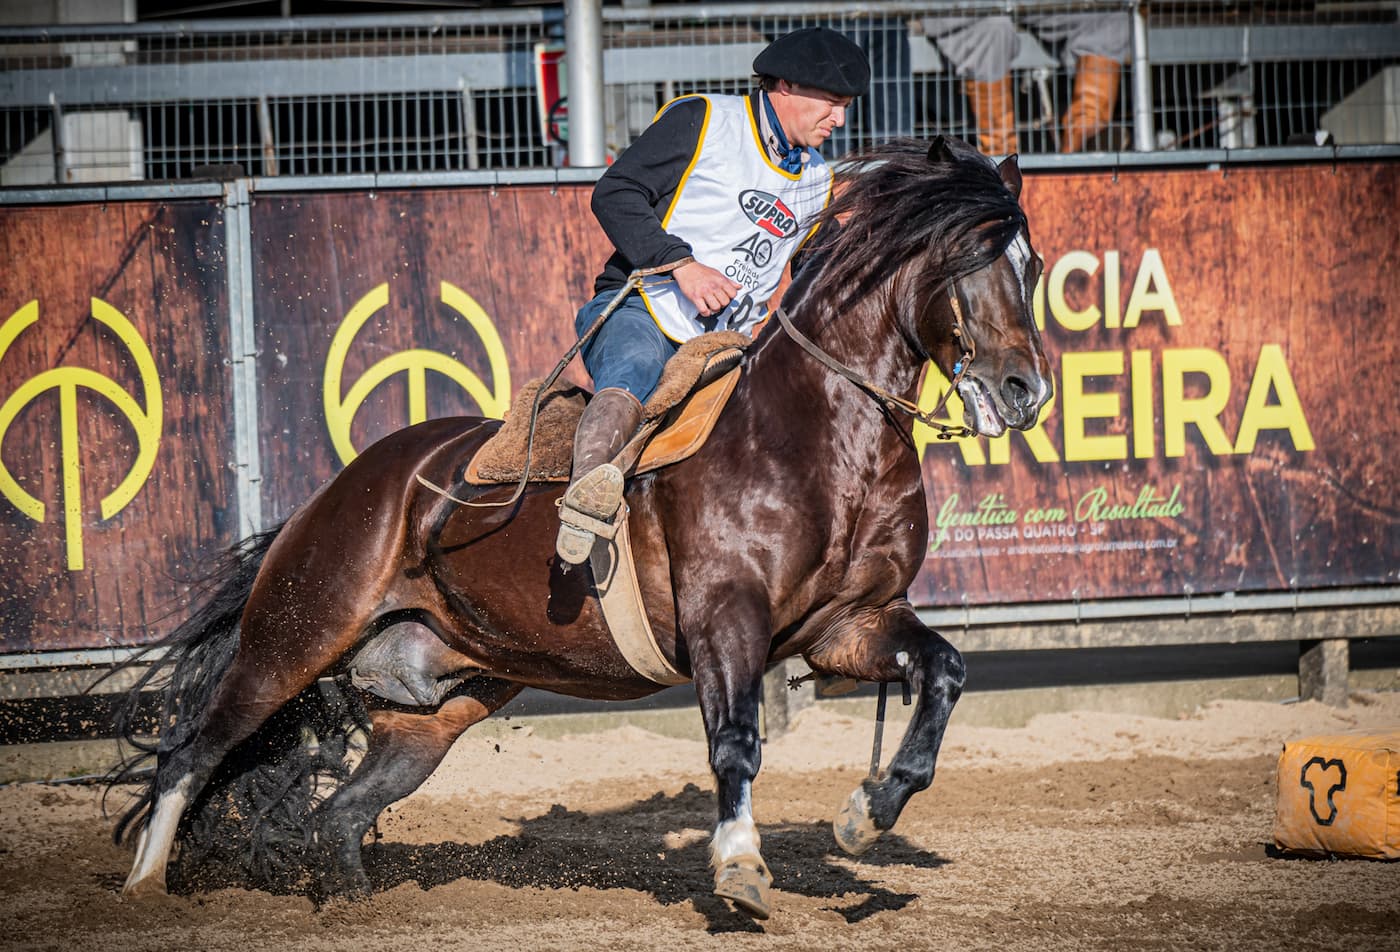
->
[0, 299, 163, 571]
[323, 281, 512, 464]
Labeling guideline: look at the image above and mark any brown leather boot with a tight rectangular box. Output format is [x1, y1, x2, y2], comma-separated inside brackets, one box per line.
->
[1060, 54, 1122, 153]
[556, 387, 644, 564]
[964, 76, 1019, 156]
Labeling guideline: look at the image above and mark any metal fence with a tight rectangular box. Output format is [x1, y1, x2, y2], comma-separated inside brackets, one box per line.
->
[2, 1, 1398, 184]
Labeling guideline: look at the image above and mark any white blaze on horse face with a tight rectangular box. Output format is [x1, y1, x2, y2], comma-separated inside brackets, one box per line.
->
[123, 774, 193, 895]
[1000, 231, 1051, 407]
[1005, 232, 1033, 310]
[710, 782, 761, 867]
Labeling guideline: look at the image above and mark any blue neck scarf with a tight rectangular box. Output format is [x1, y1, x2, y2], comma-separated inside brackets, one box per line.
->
[759, 91, 807, 174]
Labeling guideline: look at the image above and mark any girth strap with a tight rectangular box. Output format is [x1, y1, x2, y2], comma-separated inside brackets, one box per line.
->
[589, 507, 689, 686]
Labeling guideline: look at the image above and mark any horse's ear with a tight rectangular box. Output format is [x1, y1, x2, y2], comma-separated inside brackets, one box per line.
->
[927, 135, 956, 165]
[997, 154, 1023, 199]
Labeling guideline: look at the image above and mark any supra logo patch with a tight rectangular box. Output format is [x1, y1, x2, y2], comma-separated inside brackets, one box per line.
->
[738, 189, 798, 238]
[1299, 757, 1347, 826]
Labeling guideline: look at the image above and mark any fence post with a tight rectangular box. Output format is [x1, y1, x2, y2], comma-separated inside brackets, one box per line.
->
[565, 0, 606, 167]
[1130, 1, 1156, 152]
[49, 93, 67, 182]
[256, 95, 277, 176]
[1298, 638, 1349, 706]
[223, 178, 263, 538]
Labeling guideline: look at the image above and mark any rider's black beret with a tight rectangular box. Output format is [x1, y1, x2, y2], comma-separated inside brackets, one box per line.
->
[753, 27, 871, 98]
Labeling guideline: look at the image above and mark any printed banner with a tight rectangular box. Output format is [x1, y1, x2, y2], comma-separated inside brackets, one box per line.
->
[908, 163, 1398, 603]
[2, 164, 1395, 653]
[0, 201, 237, 651]
[249, 186, 609, 517]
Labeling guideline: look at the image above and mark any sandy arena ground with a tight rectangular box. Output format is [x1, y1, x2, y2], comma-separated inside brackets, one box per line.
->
[1, 692, 1397, 951]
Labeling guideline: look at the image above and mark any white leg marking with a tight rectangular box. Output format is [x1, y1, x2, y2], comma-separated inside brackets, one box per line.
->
[710, 782, 760, 867]
[123, 774, 193, 895]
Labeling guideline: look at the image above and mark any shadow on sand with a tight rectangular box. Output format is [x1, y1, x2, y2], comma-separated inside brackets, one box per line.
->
[362, 783, 946, 932]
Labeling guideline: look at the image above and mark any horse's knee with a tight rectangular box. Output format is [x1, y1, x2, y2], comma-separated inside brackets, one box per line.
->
[937, 640, 966, 693]
[916, 638, 965, 698]
[708, 723, 761, 780]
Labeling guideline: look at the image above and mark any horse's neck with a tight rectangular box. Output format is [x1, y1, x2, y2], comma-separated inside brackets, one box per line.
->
[737, 288, 924, 473]
[776, 283, 925, 405]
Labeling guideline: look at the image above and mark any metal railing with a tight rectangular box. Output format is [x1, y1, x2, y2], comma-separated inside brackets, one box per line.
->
[2, 1, 1397, 184]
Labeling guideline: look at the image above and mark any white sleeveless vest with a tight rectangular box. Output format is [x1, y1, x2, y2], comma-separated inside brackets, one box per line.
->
[638, 95, 834, 341]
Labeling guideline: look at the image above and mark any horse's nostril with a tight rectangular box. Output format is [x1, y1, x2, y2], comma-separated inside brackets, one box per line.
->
[1002, 375, 1031, 410]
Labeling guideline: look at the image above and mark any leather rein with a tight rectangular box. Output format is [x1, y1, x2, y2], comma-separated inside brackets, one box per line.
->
[773, 277, 978, 441]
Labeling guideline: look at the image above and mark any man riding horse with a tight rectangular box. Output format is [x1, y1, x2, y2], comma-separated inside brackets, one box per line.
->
[555, 27, 872, 564]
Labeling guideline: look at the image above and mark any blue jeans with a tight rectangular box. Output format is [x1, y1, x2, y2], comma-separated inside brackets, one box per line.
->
[575, 290, 679, 402]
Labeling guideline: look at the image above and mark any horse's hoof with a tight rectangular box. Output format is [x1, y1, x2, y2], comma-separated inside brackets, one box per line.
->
[833, 785, 882, 856]
[121, 872, 167, 899]
[310, 870, 373, 905]
[713, 854, 772, 920]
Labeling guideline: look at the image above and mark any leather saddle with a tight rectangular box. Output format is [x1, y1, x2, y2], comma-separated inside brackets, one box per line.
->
[464, 330, 751, 486]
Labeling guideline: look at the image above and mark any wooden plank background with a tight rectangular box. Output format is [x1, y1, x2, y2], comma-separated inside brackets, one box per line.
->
[0, 201, 237, 652]
[252, 186, 607, 515]
[2, 164, 1396, 652]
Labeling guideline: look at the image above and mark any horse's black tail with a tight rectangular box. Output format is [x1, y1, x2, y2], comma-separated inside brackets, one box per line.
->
[105, 525, 285, 846]
[104, 523, 367, 894]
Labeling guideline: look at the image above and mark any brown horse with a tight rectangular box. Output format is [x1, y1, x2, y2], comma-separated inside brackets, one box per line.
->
[112, 137, 1051, 920]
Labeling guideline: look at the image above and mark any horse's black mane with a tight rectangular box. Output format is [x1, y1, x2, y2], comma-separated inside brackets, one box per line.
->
[800, 137, 1026, 314]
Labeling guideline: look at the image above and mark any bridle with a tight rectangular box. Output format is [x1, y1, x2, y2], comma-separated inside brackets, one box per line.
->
[773, 275, 979, 440]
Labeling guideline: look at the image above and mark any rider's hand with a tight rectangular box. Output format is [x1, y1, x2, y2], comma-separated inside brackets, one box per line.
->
[673, 261, 742, 317]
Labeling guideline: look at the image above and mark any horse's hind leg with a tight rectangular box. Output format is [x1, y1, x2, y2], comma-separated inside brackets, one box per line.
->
[311, 677, 522, 899]
[124, 772, 197, 897]
[123, 654, 321, 896]
[805, 601, 966, 855]
[122, 638, 336, 901]
[126, 573, 387, 896]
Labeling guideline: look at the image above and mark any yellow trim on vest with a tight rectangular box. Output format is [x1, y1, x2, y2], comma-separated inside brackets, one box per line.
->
[744, 94, 803, 182]
[647, 94, 709, 343]
[659, 95, 712, 230]
[636, 286, 688, 344]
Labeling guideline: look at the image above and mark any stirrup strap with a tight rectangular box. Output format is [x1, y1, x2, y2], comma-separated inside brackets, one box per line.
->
[555, 501, 622, 540]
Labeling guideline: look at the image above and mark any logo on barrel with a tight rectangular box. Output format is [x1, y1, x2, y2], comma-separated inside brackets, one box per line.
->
[738, 190, 798, 239]
[1299, 756, 1347, 826]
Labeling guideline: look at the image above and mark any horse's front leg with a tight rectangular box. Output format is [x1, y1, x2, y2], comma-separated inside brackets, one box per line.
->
[686, 605, 773, 920]
[805, 599, 966, 856]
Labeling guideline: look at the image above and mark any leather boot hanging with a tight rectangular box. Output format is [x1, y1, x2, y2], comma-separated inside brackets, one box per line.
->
[1060, 54, 1122, 153]
[556, 387, 644, 565]
[963, 76, 1019, 156]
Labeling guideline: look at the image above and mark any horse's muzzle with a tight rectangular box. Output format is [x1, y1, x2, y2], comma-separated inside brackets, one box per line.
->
[959, 369, 1050, 436]
[999, 373, 1044, 430]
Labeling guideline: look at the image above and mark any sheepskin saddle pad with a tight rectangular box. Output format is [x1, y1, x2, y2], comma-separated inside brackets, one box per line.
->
[464, 330, 750, 485]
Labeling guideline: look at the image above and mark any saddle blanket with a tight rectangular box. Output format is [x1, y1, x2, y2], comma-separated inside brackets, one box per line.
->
[465, 330, 750, 485]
